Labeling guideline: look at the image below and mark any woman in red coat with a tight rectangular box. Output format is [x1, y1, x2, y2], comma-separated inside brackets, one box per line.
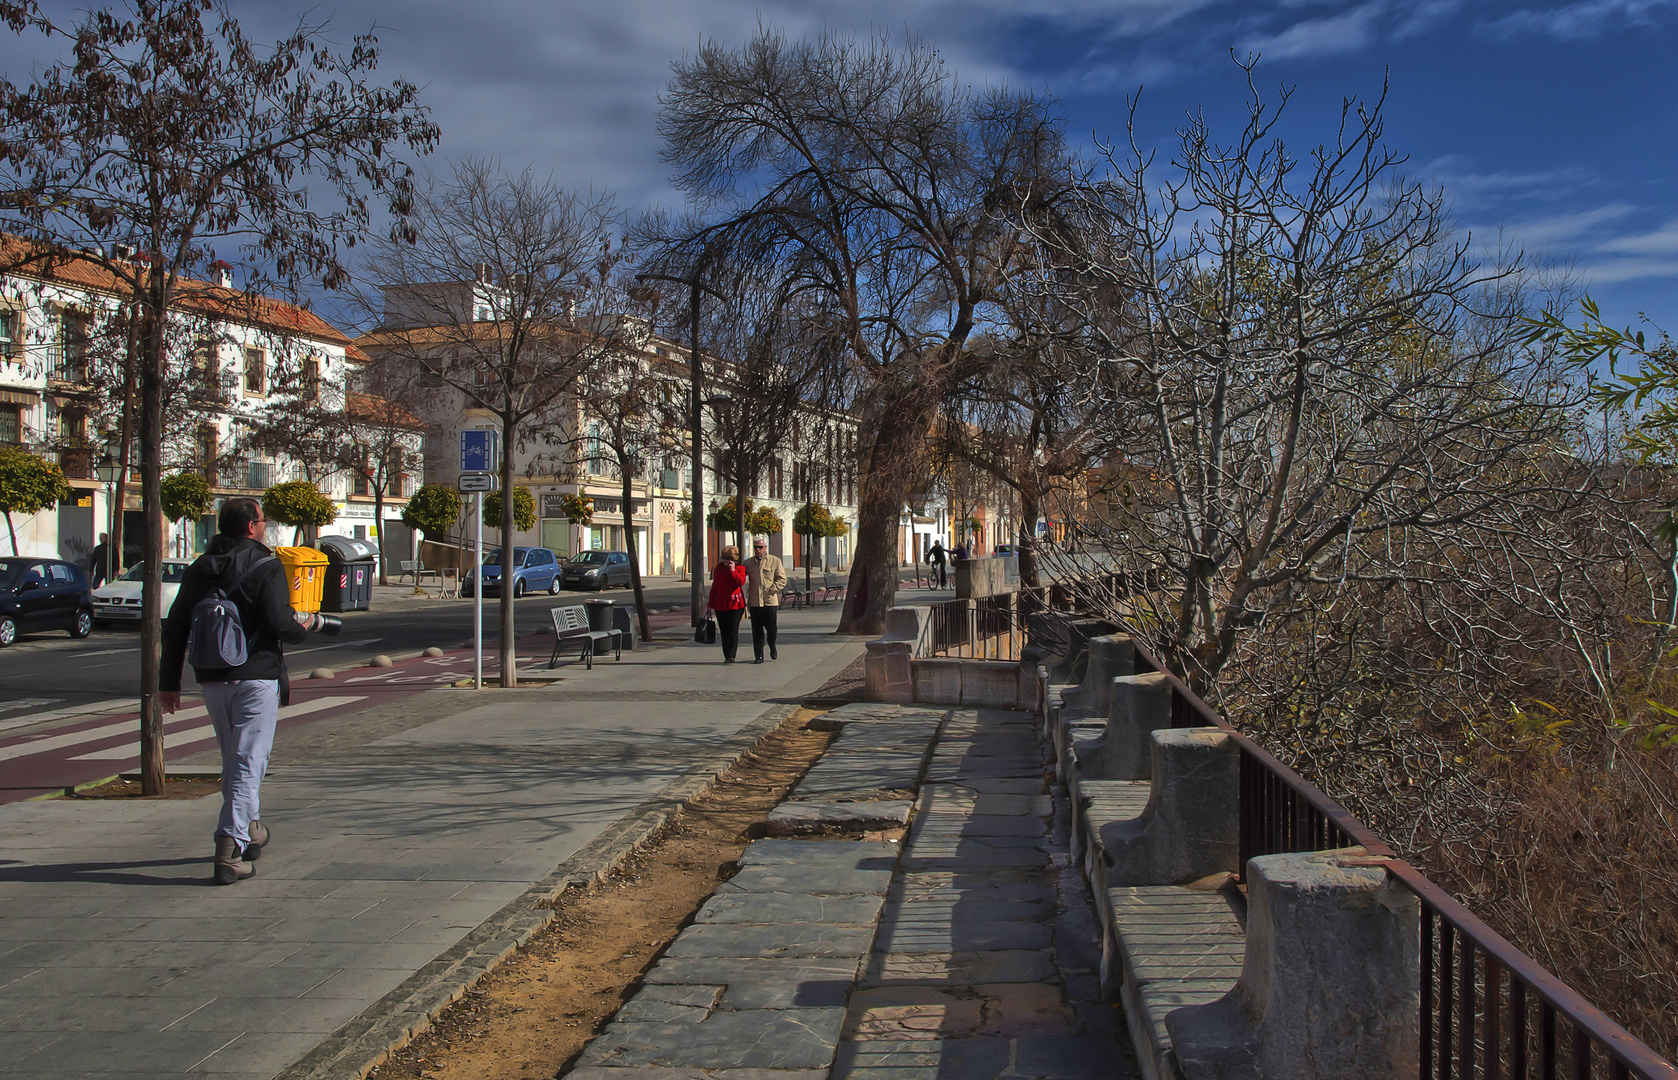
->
[707, 545, 750, 663]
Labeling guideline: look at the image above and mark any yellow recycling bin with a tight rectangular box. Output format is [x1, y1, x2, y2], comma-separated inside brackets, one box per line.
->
[275, 546, 329, 614]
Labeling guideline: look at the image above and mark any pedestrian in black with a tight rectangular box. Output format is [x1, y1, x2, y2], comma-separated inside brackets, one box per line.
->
[87, 533, 109, 589]
[927, 540, 947, 588]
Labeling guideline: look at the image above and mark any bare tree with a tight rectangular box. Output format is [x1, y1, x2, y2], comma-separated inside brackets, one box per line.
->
[658, 28, 1072, 633]
[1029, 73, 1586, 696]
[358, 160, 624, 686]
[342, 352, 429, 585]
[0, 0, 435, 790]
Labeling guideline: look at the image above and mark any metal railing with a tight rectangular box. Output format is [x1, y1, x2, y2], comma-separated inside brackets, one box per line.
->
[925, 594, 1024, 660]
[1095, 629, 1678, 1080]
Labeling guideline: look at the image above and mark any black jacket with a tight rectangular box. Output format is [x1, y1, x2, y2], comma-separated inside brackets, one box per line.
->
[161, 535, 307, 691]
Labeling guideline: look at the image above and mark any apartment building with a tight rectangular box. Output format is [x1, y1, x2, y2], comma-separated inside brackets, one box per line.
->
[0, 243, 420, 566]
[356, 279, 861, 577]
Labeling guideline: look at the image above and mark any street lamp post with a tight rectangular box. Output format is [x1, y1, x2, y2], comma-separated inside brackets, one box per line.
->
[94, 445, 121, 582]
[635, 263, 727, 628]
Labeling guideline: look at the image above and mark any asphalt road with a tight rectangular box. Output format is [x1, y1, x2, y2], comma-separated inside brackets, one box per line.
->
[0, 577, 703, 705]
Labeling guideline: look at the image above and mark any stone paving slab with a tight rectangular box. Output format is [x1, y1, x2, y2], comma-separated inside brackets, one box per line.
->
[837, 708, 1136, 1079]
[578, 1007, 851, 1070]
[696, 891, 887, 925]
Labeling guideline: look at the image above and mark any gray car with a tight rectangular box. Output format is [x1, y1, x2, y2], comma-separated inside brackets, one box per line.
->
[560, 550, 633, 590]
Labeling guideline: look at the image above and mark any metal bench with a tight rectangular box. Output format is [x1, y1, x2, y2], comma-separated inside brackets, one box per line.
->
[819, 572, 847, 603]
[548, 604, 622, 669]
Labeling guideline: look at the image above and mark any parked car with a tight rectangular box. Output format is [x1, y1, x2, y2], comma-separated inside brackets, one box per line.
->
[0, 557, 95, 646]
[993, 544, 1019, 558]
[461, 547, 560, 598]
[560, 550, 633, 591]
[92, 560, 191, 628]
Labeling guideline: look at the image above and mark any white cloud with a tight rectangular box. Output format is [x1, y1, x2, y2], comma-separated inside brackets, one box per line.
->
[1240, 2, 1387, 59]
[1482, 0, 1678, 39]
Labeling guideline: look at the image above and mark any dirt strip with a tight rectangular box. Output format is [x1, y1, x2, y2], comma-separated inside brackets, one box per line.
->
[366, 707, 839, 1080]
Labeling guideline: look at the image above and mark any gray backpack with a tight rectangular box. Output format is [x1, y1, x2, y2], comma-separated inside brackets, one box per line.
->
[187, 556, 277, 669]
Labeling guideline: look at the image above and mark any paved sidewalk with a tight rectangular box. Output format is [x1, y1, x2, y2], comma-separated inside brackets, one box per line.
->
[574, 704, 1137, 1080]
[0, 604, 865, 1080]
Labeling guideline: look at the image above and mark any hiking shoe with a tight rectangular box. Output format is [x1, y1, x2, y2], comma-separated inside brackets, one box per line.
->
[214, 836, 255, 885]
[243, 820, 271, 862]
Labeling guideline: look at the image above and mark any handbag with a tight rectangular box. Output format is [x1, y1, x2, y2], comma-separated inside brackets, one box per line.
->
[695, 613, 718, 645]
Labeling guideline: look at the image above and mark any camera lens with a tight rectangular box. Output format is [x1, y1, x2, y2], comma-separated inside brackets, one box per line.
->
[315, 613, 343, 636]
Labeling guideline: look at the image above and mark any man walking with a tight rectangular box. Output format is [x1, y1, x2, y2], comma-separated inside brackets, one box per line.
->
[928, 540, 947, 588]
[745, 538, 788, 664]
[87, 532, 109, 589]
[161, 497, 324, 885]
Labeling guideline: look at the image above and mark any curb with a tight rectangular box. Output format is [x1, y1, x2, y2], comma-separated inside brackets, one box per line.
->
[271, 700, 803, 1080]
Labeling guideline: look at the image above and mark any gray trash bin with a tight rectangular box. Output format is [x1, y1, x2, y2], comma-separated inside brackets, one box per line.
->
[318, 535, 378, 612]
[582, 597, 614, 632]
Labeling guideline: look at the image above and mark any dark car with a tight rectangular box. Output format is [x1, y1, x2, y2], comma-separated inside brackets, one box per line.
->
[0, 557, 95, 646]
[560, 550, 633, 591]
[461, 547, 561, 599]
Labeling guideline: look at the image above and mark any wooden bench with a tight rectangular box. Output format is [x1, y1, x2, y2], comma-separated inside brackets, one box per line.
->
[548, 604, 622, 670]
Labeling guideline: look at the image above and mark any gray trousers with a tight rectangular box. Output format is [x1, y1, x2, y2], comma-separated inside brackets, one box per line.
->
[203, 679, 280, 845]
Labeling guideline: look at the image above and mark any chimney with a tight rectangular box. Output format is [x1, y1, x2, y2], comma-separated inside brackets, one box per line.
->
[209, 259, 235, 289]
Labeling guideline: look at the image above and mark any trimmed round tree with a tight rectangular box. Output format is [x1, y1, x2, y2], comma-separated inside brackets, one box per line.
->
[0, 447, 70, 556]
[262, 480, 337, 545]
[160, 472, 212, 555]
[745, 506, 783, 537]
[400, 483, 461, 541]
[483, 486, 536, 534]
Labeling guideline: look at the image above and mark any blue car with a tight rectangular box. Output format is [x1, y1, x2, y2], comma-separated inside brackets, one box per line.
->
[461, 547, 560, 598]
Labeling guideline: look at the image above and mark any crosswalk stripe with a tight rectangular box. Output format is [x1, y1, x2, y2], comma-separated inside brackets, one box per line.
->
[67, 696, 365, 761]
[0, 707, 209, 764]
[0, 698, 137, 735]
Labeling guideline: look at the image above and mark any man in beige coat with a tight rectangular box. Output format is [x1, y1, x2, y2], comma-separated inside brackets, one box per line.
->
[745, 539, 789, 663]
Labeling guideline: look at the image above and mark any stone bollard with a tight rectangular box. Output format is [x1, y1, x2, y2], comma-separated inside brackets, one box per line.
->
[1046, 618, 1119, 685]
[1098, 727, 1238, 887]
[1076, 672, 1175, 782]
[864, 606, 929, 704]
[1165, 847, 1421, 1080]
[1061, 634, 1135, 719]
[1021, 610, 1077, 671]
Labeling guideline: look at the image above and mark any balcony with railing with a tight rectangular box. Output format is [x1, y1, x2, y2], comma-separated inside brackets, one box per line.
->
[43, 342, 92, 388]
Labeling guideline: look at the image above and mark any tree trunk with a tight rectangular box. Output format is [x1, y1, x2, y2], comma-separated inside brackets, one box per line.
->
[138, 308, 166, 796]
[3, 511, 15, 555]
[498, 415, 517, 687]
[622, 466, 651, 643]
[1017, 490, 1041, 590]
[837, 390, 940, 635]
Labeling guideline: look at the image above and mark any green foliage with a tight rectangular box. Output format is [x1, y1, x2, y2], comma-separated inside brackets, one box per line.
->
[0, 447, 70, 555]
[557, 492, 593, 524]
[401, 484, 461, 539]
[708, 495, 751, 532]
[793, 502, 848, 537]
[262, 480, 338, 530]
[676, 505, 692, 527]
[746, 506, 783, 535]
[1531, 297, 1678, 464]
[159, 472, 211, 524]
[484, 485, 536, 532]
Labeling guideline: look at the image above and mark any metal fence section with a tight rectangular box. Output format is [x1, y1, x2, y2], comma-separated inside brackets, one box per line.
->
[925, 594, 1024, 660]
[1048, 612, 1678, 1080]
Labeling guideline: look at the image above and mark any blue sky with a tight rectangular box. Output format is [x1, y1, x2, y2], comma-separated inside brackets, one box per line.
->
[5, 1, 1674, 333]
